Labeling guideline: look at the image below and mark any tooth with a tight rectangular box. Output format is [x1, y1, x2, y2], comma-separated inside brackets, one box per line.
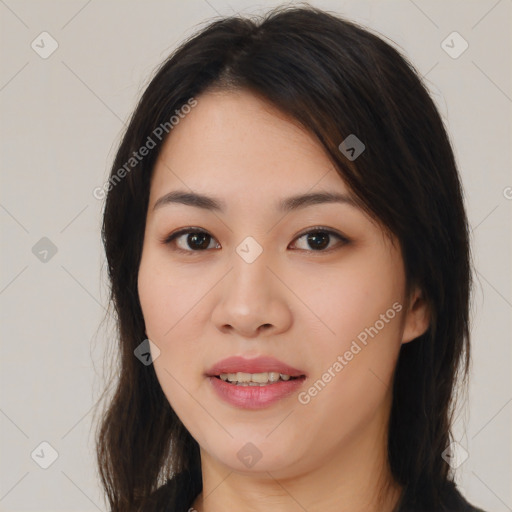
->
[221, 371, 294, 384]
[251, 372, 269, 383]
[236, 372, 252, 382]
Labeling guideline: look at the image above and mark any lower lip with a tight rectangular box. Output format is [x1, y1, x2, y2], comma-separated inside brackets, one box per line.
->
[207, 376, 306, 409]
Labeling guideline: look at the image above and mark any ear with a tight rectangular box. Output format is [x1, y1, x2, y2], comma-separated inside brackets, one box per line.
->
[401, 287, 430, 344]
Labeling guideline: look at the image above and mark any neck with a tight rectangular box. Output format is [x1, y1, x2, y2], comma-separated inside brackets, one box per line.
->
[191, 393, 402, 512]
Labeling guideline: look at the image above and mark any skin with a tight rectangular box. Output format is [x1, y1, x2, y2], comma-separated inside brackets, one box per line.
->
[137, 89, 430, 512]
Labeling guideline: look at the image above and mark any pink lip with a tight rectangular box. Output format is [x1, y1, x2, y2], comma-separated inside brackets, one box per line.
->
[206, 356, 306, 377]
[208, 375, 306, 410]
[205, 356, 307, 410]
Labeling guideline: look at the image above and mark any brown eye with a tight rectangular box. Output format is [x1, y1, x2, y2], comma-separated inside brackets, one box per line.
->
[162, 227, 348, 254]
[291, 228, 348, 252]
[164, 229, 220, 252]
[182, 232, 212, 250]
[305, 232, 330, 250]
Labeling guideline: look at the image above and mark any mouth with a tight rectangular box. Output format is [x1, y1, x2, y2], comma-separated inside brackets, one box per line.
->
[212, 372, 305, 386]
[205, 355, 307, 409]
[206, 355, 306, 381]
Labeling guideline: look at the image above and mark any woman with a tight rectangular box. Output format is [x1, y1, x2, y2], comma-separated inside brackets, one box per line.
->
[95, 6, 485, 512]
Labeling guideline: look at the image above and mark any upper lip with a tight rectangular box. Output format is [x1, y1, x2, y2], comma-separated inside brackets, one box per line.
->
[206, 356, 306, 377]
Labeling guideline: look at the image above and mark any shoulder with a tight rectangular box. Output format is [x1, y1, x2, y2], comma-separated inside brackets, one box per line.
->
[397, 480, 487, 512]
[137, 478, 176, 512]
[139, 470, 201, 512]
[443, 481, 487, 512]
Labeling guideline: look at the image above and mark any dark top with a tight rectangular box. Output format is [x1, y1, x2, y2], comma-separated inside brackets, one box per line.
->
[140, 467, 487, 512]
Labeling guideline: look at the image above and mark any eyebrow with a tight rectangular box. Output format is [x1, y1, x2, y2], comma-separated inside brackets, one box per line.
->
[152, 190, 358, 213]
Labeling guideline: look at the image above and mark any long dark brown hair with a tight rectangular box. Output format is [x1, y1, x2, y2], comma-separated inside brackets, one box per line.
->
[95, 5, 472, 511]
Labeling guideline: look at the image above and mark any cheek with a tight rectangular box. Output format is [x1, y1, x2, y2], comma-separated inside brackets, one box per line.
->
[138, 264, 170, 342]
[138, 256, 205, 420]
[293, 252, 404, 350]
[138, 249, 202, 341]
[137, 249, 213, 388]
[292, 251, 404, 419]
[294, 299, 403, 460]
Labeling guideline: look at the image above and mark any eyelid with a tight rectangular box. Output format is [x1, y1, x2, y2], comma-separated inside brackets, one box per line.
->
[288, 226, 349, 252]
[160, 227, 220, 252]
[160, 226, 350, 253]
[161, 227, 211, 245]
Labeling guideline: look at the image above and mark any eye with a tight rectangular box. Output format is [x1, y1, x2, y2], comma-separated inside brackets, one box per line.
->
[289, 228, 349, 252]
[161, 226, 349, 254]
[162, 228, 220, 253]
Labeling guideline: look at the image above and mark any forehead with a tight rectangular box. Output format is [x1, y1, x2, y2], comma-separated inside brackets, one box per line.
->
[149, 89, 350, 201]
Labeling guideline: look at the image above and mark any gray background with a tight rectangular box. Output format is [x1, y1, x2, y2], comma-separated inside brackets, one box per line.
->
[0, 0, 511, 510]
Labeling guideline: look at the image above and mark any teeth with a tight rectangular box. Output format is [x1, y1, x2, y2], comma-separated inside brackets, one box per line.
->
[236, 372, 251, 382]
[219, 371, 295, 384]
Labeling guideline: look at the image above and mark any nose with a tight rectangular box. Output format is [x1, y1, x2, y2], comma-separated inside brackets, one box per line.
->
[211, 250, 293, 338]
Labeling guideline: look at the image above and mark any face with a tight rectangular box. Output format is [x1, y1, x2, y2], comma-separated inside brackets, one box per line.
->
[137, 89, 428, 479]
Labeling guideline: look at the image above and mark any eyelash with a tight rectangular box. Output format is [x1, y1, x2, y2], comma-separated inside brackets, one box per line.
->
[160, 226, 350, 255]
